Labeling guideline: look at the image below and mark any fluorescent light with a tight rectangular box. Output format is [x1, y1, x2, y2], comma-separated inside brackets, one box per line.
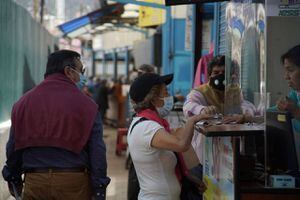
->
[124, 4, 139, 11]
[0, 120, 11, 129]
[95, 26, 107, 31]
[103, 23, 114, 27]
[121, 11, 139, 18]
[68, 27, 88, 38]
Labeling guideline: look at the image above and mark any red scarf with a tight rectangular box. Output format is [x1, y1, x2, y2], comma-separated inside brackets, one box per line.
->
[137, 109, 188, 183]
[12, 73, 98, 154]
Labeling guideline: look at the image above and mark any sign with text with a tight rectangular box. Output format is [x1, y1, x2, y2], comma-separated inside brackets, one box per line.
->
[139, 0, 165, 27]
[266, 0, 300, 16]
[185, 5, 193, 51]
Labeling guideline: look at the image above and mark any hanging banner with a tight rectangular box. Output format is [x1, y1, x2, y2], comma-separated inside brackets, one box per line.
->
[139, 0, 165, 27]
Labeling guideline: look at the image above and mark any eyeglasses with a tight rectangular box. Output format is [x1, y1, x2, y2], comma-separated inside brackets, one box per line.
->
[70, 66, 86, 75]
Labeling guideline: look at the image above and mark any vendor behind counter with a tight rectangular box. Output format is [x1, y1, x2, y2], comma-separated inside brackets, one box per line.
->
[266, 45, 300, 182]
[183, 55, 257, 165]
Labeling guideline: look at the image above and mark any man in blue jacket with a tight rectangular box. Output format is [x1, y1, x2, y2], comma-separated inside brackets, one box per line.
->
[2, 50, 110, 200]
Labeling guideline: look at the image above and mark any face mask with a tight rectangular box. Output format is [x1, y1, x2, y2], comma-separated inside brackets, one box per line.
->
[76, 73, 87, 90]
[209, 73, 225, 91]
[157, 96, 174, 117]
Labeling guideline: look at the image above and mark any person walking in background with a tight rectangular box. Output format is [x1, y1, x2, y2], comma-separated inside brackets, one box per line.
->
[114, 77, 126, 127]
[2, 50, 110, 200]
[85, 75, 95, 97]
[92, 77, 102, 101]
[128, 73, 209, 200]
[96, 79, 113, 123]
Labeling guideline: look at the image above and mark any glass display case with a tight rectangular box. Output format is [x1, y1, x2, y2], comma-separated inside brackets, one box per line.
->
[197, 1, 300, 200]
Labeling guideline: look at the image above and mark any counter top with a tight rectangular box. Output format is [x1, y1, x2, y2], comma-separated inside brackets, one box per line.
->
[195, 123, 265, 137]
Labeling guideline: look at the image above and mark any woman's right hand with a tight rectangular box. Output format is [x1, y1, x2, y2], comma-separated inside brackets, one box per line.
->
[276, 96, 287, 111]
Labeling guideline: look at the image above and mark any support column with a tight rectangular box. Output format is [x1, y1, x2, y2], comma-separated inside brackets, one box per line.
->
[125, 47, 130, 83]
[113, 50, 118, 81]
[92, 50, 96, 76]
[103, 51, 106, 75]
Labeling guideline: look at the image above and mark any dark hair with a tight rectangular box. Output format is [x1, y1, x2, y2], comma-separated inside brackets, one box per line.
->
[207, 55, 225, 76]
[44, 50, 81, 77]
[131, 84, 161, 112]
[281, 45, 300, 67]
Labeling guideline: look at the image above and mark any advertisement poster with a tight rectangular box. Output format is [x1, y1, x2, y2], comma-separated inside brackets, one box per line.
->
[256, 4, 267, 114]
[203, 137, 234, 200]
[224, 2, 244, 115]
[224, 1, 265, 115]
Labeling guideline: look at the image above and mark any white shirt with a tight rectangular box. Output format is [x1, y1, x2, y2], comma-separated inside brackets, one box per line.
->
[127, 117, 181, 200]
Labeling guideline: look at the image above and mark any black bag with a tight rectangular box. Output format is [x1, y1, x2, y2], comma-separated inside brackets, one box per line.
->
[127, 159, 140, 200]
[127, 117, 148, 200]
[180, 176, 202, 200]
[178, 162, 203, 200]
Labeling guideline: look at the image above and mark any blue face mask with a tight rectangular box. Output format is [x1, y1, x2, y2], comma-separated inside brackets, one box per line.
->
[157, 96, 174, 117]
[76, 73, 87, 90]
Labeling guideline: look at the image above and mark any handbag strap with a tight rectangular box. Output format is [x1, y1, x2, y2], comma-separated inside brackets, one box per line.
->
[129, 117, 148, 135]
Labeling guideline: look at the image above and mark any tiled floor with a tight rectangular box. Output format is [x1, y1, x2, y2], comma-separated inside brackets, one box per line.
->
[104, 126, 128, 200]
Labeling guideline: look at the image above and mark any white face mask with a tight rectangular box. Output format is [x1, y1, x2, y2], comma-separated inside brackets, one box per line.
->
[156, 96, 174, 117]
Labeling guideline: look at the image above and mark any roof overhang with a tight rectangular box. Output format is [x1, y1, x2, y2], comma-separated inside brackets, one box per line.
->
[58, 3, 125, 37]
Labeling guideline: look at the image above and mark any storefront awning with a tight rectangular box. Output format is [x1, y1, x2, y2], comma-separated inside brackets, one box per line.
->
[58, 4, 124, 36]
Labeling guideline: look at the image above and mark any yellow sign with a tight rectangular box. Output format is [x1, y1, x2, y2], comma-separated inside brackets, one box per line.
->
[277, 114, 287, 122]
[203, 176, 230, 200]
[138, 0, 165, 27]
